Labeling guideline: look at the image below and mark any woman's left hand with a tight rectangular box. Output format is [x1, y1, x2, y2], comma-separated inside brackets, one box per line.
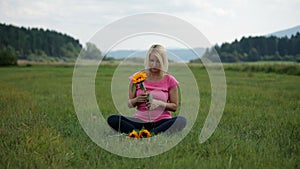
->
[146, 99, 165, 110]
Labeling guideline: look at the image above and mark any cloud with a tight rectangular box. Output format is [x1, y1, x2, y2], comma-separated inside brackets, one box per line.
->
[177, 0, 236, 17]
[0, 0, 299, 48]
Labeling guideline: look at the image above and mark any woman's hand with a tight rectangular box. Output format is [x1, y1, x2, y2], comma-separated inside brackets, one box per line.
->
[146, 99, 165, 110]
[128, 93, 148, 108]
[135, 93, 149, 103]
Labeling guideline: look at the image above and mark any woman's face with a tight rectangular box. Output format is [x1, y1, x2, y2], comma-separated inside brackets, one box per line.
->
[149, 53, 161, 72]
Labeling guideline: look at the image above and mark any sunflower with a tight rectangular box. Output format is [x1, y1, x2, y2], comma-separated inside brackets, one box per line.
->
[132, 72, 147, 84]
[131, 72, 147, 92]
[127, 130, 139, 139]
[138, 129, 152, 138]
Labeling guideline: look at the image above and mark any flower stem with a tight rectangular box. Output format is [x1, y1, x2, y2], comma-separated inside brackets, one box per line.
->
[143, 88, 152, 123]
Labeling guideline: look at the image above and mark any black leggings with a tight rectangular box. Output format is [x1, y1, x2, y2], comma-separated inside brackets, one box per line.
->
[107, 115, 187, 134]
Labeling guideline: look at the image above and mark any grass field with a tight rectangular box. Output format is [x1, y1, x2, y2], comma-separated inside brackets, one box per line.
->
[0, 62, 299, 168]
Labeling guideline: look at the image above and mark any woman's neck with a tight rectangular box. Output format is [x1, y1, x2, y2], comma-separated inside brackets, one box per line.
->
[147, 70, 164, 81]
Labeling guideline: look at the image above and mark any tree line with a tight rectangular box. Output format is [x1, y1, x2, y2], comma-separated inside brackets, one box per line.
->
[1, 23, 299, 65]
[191, 33, 300, 63]
[0, 23, 116, 66]
[0, 23, 82, 64]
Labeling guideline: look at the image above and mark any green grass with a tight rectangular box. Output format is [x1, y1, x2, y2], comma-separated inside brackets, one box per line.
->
[0, 63, 299, 168]
[223, 61, 300, 76]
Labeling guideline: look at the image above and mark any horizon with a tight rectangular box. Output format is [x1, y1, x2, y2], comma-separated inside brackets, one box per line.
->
[1, 1, 299, 50]
[1, 21, 299, 52]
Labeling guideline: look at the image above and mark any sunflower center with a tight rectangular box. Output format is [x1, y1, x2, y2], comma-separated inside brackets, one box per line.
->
[142, 133, 148, 137]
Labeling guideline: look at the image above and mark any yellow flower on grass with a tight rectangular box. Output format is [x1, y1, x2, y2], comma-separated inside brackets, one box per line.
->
[127, 130, 139, 139]
[132, 72, 147, 84]
[139, 129, 152, 138]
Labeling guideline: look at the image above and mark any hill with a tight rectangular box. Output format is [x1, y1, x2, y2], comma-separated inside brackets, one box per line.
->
[107, 47, 205, 62]
[268, 25, 300, 38]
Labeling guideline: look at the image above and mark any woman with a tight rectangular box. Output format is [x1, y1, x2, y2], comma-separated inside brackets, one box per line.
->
[107, 44, 186, 135]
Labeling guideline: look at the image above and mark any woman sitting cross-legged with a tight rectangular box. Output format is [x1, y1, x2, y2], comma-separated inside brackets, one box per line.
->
[107, 44, 187, 136]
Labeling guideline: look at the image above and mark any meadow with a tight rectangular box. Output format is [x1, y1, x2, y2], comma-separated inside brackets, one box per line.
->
[0, 62, 299, 168]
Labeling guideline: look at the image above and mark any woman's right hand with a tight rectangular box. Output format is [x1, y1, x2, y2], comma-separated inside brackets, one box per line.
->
[135, 93, 149, 103]
[128, 93, 149, 108]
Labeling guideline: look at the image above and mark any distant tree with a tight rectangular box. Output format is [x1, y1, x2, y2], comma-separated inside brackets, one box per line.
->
[290, 32, 300, 55]
[278, 37, 289, 56]
[197, 47, 221, 62]
[247, 48, 259, 61]
[81, 42, 102, 60]
[61, 42, 80, 58]
[102, 55, 115, 61]
[0, 46, 17, 66]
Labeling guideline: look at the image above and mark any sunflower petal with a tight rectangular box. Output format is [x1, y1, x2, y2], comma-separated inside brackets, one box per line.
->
[138, 129, 152, 138]
[127, 130, 139, 139]
[132, 72, 147, 84]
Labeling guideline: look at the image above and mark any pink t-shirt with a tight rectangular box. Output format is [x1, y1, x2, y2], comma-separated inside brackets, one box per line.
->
[130, 73, 179, 122]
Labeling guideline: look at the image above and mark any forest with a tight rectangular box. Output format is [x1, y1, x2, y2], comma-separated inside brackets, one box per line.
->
[1, 23, 300, 66]
[0, 23, 82, 64]
[191, 33, 300, 63]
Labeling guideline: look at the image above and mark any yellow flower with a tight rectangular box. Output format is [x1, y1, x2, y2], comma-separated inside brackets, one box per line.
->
[132, 72, 147, 84]
[139, 129, 152, 138]
[127, 130, 139, 139]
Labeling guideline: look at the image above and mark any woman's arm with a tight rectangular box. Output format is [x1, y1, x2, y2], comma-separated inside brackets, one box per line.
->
[149, 85, 178, 112]
[166, 85, 178, 112]
[128, 81, 148, 108]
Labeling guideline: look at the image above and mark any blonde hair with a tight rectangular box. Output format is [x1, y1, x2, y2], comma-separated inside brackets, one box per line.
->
[144, 44, 168, 72]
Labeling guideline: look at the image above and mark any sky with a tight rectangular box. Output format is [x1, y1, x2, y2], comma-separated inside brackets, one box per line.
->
[1, 0, 299, 50]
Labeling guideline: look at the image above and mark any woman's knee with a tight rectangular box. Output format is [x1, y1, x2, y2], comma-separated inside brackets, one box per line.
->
[107, 115, 120, 126]
[164, 116, 187, 133]
[175, 116, 187, 127]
